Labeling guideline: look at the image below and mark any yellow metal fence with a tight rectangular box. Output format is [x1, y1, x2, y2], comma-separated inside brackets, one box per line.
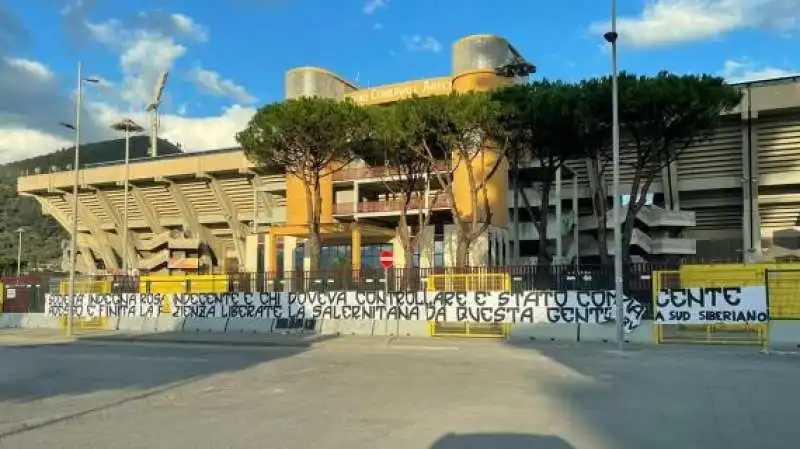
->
[651, 263, 800, 346]
[425, 272, 511, 338]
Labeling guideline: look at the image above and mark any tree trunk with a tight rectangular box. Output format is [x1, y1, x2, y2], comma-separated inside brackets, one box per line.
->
[620, 171, 654, 266]
[536, 181, 553, 264]
[305, 176, 322, 272]
[455, 231, 470, 267]
[588, 156, 609, 264]
[397, 213, 415, 290]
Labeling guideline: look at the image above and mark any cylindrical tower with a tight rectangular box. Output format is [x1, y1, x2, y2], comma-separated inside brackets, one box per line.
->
[450, 34, 515, 229]
[451, 34, 517, 93]
[284, 67, 357, 100]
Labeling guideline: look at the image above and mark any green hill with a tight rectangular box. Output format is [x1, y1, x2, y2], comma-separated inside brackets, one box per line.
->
[0, 137, 182, 275]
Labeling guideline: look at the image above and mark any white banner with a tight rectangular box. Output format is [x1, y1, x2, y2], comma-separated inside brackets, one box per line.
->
[44, 290, 647, 332]
[44, 293, 165, 318]
[654, 286, 769, 324]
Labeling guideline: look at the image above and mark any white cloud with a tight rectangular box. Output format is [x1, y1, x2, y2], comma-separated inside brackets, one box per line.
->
[402, 35, 442, 53]
[0, 129, 72, 164]
[3, 57, 53, 80]
[720, 59, 799, 82]
[363, 0, 389, 15]
[170, 13, 209, 42]
[589, 0, 800, 48]
[88, 101, 256, 152]
[188, 66, 257, 104]
[117, 33, 186, 107]
[0, 9, 258, 163]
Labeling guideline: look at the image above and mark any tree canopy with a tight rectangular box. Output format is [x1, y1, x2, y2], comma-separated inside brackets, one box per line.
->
[236, 97, 374, 269]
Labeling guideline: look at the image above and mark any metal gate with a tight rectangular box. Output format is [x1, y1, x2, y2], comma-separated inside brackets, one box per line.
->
[653, 269, 766, 345]
[1, 276, 46, 313]
[426, 272, 511, 338]
[764, 268, 800, 320]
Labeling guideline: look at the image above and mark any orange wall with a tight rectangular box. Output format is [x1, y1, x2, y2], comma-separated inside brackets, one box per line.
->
[452, 149, 509, 228]
[450, 69, 510, 228]
[286, 172, 334, 227]
[452, 69, 515, 93]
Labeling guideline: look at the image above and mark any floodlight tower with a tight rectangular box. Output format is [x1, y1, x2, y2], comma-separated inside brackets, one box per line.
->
[146, 72, 169, 157]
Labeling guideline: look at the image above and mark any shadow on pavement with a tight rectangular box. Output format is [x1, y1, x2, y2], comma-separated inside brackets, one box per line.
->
[429, 432, 573, 449]
[503, 339, 800, 449]
[0, 331, 335, 406]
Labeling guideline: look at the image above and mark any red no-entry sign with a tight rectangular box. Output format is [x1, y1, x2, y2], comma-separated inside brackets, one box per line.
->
[379, 250, 393, 268]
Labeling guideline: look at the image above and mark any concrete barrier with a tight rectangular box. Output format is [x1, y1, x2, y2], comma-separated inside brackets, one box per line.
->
[395, 320, 429, 337]
[319, 319, 379, 336]
[155, 315, 186, 332]
[768, 320, 800, 350]
[226, 318, 275, 334]
[108, 317, 147, 332]
[183, 317, 228, 333]
[508, 323, 579, 342]
[0, 313, 25, 328]
[23, 314, 62, 329]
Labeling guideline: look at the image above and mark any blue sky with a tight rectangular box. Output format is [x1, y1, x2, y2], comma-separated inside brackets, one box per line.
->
[1, 0, 798, 162]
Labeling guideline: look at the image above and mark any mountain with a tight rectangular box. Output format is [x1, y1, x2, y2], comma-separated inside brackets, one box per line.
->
[0, 137, 182, 275]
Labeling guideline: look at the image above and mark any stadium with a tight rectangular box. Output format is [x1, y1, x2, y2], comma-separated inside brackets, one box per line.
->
[14, 34, 800, 277]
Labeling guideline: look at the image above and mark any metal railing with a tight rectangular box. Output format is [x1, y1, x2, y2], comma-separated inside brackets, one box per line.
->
[332, 161, 449, 182]
[334, 195, 450, 215]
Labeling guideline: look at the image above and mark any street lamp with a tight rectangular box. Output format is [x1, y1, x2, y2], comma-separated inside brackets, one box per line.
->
[16, 227, 24, 277]
[604, 0, 625, 351]
[111, 118, 144, 275]
[61, 61, 99, 337]
[494, 56, 537, 265]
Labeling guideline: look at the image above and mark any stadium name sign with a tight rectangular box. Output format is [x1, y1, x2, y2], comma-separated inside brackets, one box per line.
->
[44, 290, 647, 332]
[654, 286, 769, 324]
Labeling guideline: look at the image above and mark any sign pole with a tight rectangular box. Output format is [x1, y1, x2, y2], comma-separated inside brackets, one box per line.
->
[384, 266, 391, 344]
[379, 250, 394, 344]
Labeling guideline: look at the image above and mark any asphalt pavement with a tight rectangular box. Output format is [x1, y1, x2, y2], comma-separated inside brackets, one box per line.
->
[1, 338, 798, 449]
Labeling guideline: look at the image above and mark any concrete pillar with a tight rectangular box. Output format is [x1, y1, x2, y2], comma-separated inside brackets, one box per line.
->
[555, 167, 563, 262]
[572, 175, 579, 266]
[392, 234, 406, 268]
[245, 235, 259, 272]
[283, 236, 297, 274]
[660, 161, 680, 210]
[302, 240, 312, 271]
[265, 232, 277, 273]
[419, 225, 435, 269]
[419, 226, 436, 268]
[468, 231, 490, 266]
[444, 224, 459, 267]
[741, 91, 762, 261]
[353, 181, 360, 214]
[504, 228, 512, 266]
[351, 225, 362, 271]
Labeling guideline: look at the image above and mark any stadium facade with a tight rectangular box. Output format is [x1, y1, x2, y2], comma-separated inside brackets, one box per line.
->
[15, 34, 800, 274]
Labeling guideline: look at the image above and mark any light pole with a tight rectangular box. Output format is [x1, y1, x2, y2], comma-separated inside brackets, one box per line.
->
[16, 227, 24, 277]
[111, 118, 144, 275]
[604, 0, 624, 350]
[60, 61, 99, 337]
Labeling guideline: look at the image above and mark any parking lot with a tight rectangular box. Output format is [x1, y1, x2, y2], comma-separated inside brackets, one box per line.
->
[1, 338, 798, 449]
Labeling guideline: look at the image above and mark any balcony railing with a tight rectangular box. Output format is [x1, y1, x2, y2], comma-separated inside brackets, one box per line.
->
[332, 161, 449, 182]
[333, 194, 450, 215]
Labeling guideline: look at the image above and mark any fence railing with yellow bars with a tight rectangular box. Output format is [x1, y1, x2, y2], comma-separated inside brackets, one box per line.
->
[425, 271, 511, 338]
[653, 263, 800, 347]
